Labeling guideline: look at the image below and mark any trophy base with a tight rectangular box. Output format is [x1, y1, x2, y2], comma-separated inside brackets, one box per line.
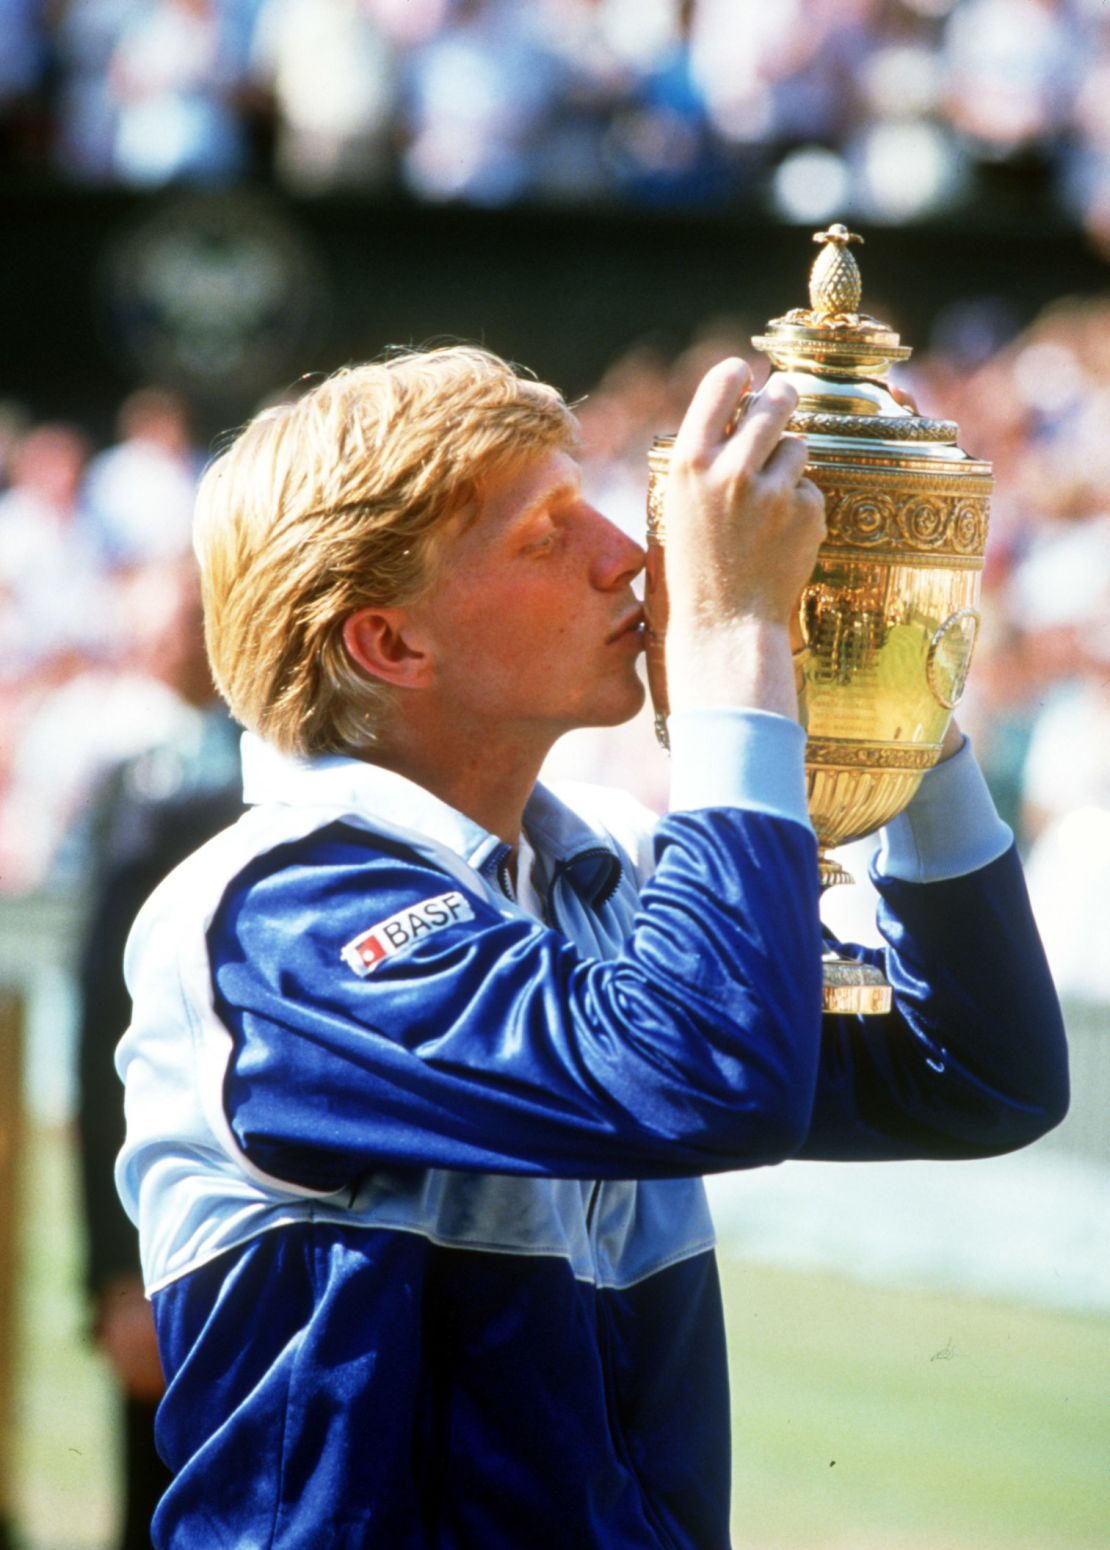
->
[822, 951, 892, 1016]
[818, 853, 855, 890]
[818, 844, 890, 1013]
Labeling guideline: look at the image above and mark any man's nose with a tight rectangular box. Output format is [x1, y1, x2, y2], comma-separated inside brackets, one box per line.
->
[588, 510, 646, 589]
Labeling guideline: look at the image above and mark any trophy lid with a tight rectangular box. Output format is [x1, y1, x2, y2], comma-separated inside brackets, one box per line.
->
[752, 224, 911, 379]
[751, 224, 965, 453]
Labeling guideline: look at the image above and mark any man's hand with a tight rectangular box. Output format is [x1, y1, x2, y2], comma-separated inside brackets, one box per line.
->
[662, 358, 826, 721]
[96, 1274, 166, 1403]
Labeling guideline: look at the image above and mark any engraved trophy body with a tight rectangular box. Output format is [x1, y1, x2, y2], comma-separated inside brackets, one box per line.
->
[645, 227, 993, 1014]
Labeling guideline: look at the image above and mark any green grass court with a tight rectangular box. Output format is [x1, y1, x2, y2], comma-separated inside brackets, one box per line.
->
[721, 1249, 1109, 1548]
[12, 1124, 1110, 1550]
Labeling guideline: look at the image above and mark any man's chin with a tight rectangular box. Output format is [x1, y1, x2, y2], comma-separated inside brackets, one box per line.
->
[580, 676, 648, 730]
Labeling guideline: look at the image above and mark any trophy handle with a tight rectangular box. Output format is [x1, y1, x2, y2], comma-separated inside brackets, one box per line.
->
[818, 845, 892, 1015]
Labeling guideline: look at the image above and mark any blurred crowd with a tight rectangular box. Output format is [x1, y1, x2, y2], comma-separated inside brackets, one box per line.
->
[1, 296, 1109, 1001]
[3, 0, 1110, 239]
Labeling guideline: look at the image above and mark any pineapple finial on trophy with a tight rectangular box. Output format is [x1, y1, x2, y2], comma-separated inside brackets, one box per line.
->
[753, 223, 911, 379]
[809, 225, 864, 319]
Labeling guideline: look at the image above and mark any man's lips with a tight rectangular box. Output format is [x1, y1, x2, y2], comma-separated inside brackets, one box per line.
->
[607, 608, 645, 645]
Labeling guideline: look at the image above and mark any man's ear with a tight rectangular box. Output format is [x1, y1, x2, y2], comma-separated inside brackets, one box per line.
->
[342, 606, 435, 689]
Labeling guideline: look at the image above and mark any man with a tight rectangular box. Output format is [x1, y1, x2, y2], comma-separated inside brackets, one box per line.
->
[116, 345, 1068, 1549]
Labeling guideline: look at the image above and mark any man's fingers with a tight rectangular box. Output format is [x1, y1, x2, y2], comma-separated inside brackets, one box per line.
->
[797, 477, 829, 543]
[760, 430, 809, 487]
[674, 364, 803, 476]
[723, 375, 800, 473]
[674, 357, 753, 458]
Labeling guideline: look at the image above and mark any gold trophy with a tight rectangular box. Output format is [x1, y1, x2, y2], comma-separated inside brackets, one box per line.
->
[645, 226, 992, 1014]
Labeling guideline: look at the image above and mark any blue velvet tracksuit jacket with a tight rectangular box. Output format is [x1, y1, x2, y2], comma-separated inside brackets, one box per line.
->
[115, 708, 1069, 1550]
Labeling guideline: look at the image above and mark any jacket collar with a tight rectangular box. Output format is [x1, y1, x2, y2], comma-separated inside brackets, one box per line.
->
[239, 732, 624, 905]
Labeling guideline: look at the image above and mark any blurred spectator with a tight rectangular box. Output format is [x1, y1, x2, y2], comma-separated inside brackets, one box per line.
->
[399, 0, 564, 204]
[74, 560, 242, 1550]
[81, 388, 199, 571]
[508, 0, 630, 202]
[0, 0, 49, 166]
[106, 0, 249, 186]
[576, 339, 675, 539]
[0, 400, 31, 490]
[1025, 796, 1110, 1005]
[847, 27, 969, 221]
[957, 619, 1045, 845]
[0, 561, 209, 893]
[1064, 9, 1110, 250]
[599, 3, 729, 207]
[941, 0, 1077, 158]
[0, 0, 46, 106]
[53, 0, 145, 182]
[0, 421, 113, 682]
[1014, 516, 1110, 838]
[1019, 516, 1110, 1008]
[249, 0, 398, 192]
[688, 0, 806, 148]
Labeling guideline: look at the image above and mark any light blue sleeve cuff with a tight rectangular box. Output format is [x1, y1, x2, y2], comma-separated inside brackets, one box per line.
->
[875, 735, 1013, 883]
[666, 708, 813, 832]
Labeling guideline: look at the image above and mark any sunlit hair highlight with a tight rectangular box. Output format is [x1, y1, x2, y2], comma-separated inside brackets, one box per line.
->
[194, 346, 578, 756]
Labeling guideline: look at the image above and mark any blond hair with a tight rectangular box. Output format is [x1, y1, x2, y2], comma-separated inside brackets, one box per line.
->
[195, 346, 577, 756]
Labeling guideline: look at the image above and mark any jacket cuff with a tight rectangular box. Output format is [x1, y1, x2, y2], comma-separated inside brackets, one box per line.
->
[666, 708, 813, 831]
[875, 735, 1013, 883]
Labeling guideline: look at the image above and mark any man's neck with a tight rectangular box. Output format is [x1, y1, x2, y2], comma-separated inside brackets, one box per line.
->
[358, 719, 554, 849]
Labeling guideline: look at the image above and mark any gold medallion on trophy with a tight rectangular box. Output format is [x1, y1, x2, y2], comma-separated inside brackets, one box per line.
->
[646, 226, 993, 1015]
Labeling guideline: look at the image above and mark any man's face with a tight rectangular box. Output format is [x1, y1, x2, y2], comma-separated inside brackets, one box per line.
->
[407, 447, 647, 746]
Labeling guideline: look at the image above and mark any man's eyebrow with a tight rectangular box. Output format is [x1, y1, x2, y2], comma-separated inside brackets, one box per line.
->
[516, 477, 581, 524]
[457, 471, 580, 536]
